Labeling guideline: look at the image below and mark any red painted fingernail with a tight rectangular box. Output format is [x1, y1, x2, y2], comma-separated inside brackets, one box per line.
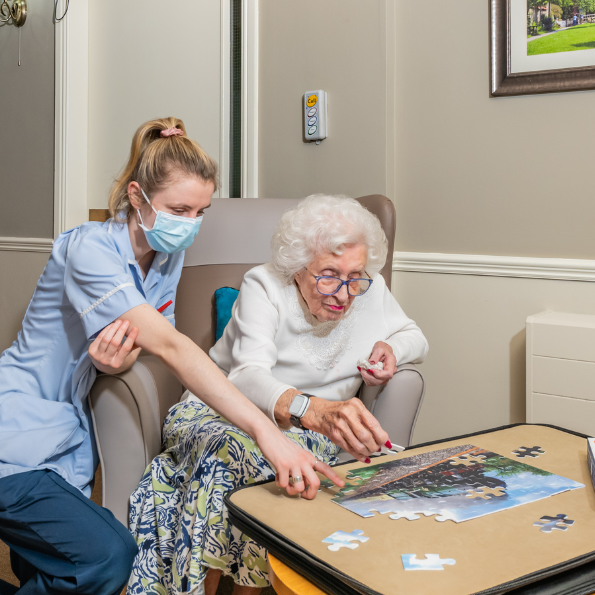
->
[365, 458, 371, 464]
[377, 448, 381, 452]
[385, 440, 392, 449]
[368, 370, 375, 376]
[357, 367, 361, 371]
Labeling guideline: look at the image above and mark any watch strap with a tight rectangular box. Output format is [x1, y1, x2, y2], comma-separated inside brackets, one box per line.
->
[289, 393, 313, 429]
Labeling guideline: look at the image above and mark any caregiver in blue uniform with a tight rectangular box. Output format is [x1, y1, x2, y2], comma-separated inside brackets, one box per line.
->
[0, 118, 342, 595]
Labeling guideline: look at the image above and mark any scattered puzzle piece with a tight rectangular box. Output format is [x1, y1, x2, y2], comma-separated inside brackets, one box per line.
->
[323, 530, 369, 551]
[512, 446, 545, 458]
[465, 486, 506, 499]
[449, 454, 486, 467]
[401, 554, 456, 571]
[534, 514, 575, 533]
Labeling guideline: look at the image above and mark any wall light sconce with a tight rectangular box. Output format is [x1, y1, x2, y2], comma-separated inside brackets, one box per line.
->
[0, 0, 27, 27]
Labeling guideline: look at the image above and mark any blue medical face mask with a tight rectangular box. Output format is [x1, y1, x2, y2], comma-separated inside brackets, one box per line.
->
[137, 188, 203, 253]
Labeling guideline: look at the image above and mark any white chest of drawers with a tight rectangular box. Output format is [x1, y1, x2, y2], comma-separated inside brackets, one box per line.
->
[527, 311, 595, 435]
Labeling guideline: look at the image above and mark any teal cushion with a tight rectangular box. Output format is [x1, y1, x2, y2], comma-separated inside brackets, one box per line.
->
[214, 287, 240, 341]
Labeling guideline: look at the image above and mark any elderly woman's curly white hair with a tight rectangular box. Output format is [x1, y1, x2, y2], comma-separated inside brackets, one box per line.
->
[271, 194, 388, 284]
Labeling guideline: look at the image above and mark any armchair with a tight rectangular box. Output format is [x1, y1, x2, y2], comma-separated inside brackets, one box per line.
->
[89, 195, 425, 526]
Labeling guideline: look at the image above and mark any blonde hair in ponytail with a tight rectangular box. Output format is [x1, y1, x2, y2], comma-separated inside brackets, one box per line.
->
[108, 117, 219, 223]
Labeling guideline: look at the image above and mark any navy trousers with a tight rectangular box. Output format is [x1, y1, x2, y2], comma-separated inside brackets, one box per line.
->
[0, 470, 138, 595]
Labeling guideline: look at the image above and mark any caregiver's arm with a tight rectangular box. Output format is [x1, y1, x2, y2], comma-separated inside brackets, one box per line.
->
[112, 304, 344, 498]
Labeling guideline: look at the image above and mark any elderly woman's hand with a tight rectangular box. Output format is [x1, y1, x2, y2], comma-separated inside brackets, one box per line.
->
[359, 341, 397, 387]
[302, 397, 390, 463]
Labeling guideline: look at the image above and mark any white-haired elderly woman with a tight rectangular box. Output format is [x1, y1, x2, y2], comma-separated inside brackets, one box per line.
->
[127, 195, 428, 595]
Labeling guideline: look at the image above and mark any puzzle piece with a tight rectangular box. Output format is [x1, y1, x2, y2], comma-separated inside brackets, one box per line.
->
[534, 514, 575, 533]
[401, 554, 456, 571]
[449, 455, 486, 467]
[465, 489, 490, 500]
[465, 486, 506, 499]
[512, 446, 545, 458]
[357, 358, 384, 371]
[322, 530, 369, 551]
[319, 479, 335, 489]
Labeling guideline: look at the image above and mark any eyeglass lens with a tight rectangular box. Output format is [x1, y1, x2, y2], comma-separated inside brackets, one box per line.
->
[317, 277, 372, 296]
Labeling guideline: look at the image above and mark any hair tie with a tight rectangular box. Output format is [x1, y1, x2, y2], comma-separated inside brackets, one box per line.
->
[160, 127, 184, 138]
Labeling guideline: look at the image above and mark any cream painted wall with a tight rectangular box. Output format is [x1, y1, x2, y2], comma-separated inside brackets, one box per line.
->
[392, 0, 595, 259]
[388, 0, 595, 442]
[393, 271, 595, 444]
[87, 0, 222, 209]
[0, 252, 50, 352]
[258, 0, 387, 199]
[0, 0, 54, 238]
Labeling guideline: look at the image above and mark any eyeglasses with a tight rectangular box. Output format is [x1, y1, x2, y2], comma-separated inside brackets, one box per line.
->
[305, 268, 373, 296]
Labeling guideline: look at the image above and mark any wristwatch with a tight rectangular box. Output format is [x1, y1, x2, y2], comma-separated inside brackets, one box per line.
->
[288, 393, 313, 429]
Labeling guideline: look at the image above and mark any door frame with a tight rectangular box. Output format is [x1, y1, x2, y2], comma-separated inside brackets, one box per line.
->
[54, 0, 259, 235]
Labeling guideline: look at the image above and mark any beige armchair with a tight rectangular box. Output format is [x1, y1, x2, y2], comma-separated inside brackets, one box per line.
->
[89, 196, 425, 527]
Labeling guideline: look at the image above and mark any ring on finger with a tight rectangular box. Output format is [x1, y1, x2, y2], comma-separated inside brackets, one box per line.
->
[289, 475, 303, 485]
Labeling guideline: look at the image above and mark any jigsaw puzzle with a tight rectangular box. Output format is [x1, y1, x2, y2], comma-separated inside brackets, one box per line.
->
[322, 530, 369, 551]
[331, 444, 584, 522]
[534, 514, 575, 533]
[512, 446, 545, 458]
[401, 554, 456, 571]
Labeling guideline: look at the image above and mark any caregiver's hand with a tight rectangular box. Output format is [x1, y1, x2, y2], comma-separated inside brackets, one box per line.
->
[359, 341, 397, 387]
[255, 431, 344, 499]
[89, 319, 140, 375]
[302, 397, 389, 463]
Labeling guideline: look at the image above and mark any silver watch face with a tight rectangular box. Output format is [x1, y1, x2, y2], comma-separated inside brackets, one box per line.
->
[288, 394, 308, 416]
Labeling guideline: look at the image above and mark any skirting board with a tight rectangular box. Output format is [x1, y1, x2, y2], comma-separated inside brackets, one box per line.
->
[0, 238, 54, 253]
[392, 252, 595, 283]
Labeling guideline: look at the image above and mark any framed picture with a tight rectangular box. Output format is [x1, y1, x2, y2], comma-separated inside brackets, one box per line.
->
[491, 0, 595, 96]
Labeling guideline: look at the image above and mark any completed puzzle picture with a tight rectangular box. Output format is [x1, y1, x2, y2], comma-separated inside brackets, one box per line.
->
[330, 445, 584, 522]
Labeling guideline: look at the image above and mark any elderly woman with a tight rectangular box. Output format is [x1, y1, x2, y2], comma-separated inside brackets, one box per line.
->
[128, 195, 428, 595]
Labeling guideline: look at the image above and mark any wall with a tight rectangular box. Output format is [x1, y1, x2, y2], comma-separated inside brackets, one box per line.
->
[389, 0, 595, 442]
[258, 0, 387, 200]
[392, 0, 595, 259]
[87, 0, 222, 209]
[0, 0, 54, 352]
[393, 271, 595, 444]
[0, 0, 54, 238]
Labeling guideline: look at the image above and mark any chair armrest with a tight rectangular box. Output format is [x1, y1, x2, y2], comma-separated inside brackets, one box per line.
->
[358, 363, 425, 447]
[89, 353, 183, 526]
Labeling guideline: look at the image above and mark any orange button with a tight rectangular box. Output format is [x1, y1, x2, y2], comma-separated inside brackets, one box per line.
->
[306, 94, 317, 108]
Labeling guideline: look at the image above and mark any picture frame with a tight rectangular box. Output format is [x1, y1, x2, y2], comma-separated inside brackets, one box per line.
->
[490, 0, 595, 97]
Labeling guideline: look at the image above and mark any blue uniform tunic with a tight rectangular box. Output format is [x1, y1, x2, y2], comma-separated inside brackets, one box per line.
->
[0, 218, 182, 496]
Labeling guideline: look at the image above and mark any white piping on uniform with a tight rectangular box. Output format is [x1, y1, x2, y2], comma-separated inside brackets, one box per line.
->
[79, 283, 135, 318]
[159, 255, 168, 266]
[127, 259, 136, 265]
[164, 314, 174, 320]
[108, 220, 113, 234]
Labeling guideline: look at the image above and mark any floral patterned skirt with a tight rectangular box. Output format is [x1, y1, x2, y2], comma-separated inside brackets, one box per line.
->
[127, 398, 340, 595]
